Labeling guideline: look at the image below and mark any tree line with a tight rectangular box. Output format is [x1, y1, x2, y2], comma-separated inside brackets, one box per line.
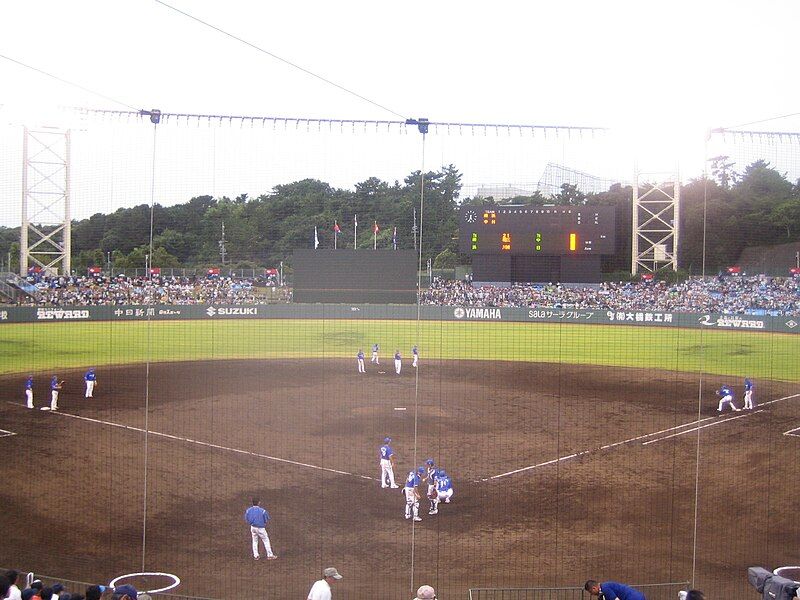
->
[0, 160, 797, 276]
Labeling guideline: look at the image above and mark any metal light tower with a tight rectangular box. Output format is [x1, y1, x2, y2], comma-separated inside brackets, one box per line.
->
[632, 165, 680, 274]
[20, 127, 71, 276]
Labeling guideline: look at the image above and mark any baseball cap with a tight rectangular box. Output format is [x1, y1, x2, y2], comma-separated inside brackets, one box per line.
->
[52, 584, 65, 594]
[384, 437, 391, 443]
[425, 458, 434, 465]
[85, 585, 105, 600]
[323, 567, 342, 580]
[114, 584, 138, 599]
[21, 590, 37, 600]
[416, 584, 436, 599]
[417, 466, 425, 474]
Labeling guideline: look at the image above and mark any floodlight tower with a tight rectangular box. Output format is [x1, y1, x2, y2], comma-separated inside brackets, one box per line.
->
[20, 127, 72, 276]
[631, 165, 680, 274]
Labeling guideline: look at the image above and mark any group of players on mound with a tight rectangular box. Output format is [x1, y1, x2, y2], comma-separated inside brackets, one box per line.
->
[379, 437, 453, 521]
[357, 344, 418, 374]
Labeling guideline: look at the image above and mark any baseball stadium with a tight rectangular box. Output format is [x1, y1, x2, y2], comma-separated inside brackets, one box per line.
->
[2, 5, 800, 600]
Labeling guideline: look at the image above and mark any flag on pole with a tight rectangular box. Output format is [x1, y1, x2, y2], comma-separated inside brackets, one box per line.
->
[314, 226, 319, 249]
[334, 220, 340, 249]
[354, 215, 358, 249]
[392, 226, 397, 250]
[373, 221, 379, 250]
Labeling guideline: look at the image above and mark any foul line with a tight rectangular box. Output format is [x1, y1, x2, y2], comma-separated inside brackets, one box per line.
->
[0, 428, 16, 438]
[642, 410, 763, 445]
[783, 426, 800, 438]
[5, 402, 376, 482]
[481, 392, 800, 482]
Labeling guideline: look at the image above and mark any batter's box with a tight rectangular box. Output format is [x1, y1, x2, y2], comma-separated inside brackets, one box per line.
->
[0, 428, 17, 438]
[783, 426, 800, 438]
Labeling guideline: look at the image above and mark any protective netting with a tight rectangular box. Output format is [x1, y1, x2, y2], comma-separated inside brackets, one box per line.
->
[0, 109, 798, 600]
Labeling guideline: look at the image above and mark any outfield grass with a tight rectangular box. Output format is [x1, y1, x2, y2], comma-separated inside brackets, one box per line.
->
[0, 319, 797, 381]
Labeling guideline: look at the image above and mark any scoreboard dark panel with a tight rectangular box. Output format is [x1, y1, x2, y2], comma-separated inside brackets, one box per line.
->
[292, 249, 417, 304]
[459, 205, 615, 256]
[472, 254, 602, 284]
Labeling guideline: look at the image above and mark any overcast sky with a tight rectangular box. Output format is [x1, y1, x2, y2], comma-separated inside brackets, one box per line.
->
[1, 0, 799, 226]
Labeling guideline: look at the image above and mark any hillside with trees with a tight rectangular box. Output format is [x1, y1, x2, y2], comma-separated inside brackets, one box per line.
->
[0, 160, 797, 275]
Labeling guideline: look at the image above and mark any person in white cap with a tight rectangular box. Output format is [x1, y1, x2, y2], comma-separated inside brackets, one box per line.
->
[307, 567, 342, 600]
[414, 584, 436, 599]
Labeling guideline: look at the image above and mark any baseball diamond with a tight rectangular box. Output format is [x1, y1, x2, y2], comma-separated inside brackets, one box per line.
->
[0, 312, 798, 599]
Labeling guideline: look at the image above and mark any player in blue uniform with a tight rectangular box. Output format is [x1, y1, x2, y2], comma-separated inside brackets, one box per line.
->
[404, 467, 423, 521]
[84, 368, 97, 398]
[584, 580, 646, 600]
[25, 375, 34, 409]
[412, 345, 419, 368]
[743, 377, 755, 410]
[716, 384, 739, 412]
[357, 350, 366, 374]
[430, 469, 453, 514]
[49, 375, 63, 411]
[394, 350, 402, 375]
[379, 437, 398, 488]
[424, 459, 437, 514]
[371, 343, 380, 364]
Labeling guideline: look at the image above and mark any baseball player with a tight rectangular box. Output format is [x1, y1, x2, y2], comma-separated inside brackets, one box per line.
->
[424, 459, 437, 513]
[50, 376, 63, 411]
[357, 350, 366, 374]
[244, 498, 277, 560]
[394, 350, 402, 375]
[379, 437, 399, 488]
[25, 375, 34, 409]
[412, 345, 419, 368]
[84, 368, 97, 398]
[404, 467, 423, 521]
[716, 384, 740, 413]
[371, 343, 380, 364]
[743, 377, 755, 410]
[584, 579, 646, 600]
[430, 469, 453, 514]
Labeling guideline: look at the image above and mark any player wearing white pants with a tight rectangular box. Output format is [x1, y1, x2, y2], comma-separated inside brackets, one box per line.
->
[25, 375, 34, 409]
[357, 350, 366, 374]
[371, 343, 380, 364]
[404, 468, 423, 521]
[84, 368, 97, 398]
[716, 384, 739, 412]
[430, 469, 453, 514]
[50, 376, 62, 411]
[394, 351, 402, 375]
[244, 499, 277, 560]
[379, 437, 398, 488]
[743, 378, 755, 410]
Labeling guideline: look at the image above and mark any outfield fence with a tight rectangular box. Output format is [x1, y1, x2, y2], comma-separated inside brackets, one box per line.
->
[468, 582, 690, 600]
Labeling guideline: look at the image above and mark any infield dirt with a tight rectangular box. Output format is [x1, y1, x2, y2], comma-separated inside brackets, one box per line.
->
[0, 359, 797, 599]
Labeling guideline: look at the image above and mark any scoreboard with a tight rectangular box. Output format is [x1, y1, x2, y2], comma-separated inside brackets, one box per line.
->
[459, 205, 615, 256]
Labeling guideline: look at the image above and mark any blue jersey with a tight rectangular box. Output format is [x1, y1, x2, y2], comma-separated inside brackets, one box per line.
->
[436, 476, 452, 492]
[745, 378, 754, 391]
[405, 471, 420, 488]
[25, 377, 33, 390]
[395, 352, 401, 361]
[85, 370, 96, 381]
[412, 346, 418, 355]
[380, 444, 393, 460]
[598, 581, 646, 600]
[372, 344, 379, 353]
[719, 385, 732, 397]
[357, 351, 365, 360]
[244, 505, 270, 528]
[51, 377, 59, 390]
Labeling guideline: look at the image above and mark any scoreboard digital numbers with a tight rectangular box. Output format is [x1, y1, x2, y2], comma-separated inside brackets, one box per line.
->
[459, 205, 615, 255]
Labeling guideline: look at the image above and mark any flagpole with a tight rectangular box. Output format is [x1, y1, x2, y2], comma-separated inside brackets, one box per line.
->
[413, 207, 418, 251]
[354, 215, 358, 250]
[373, 221, 377, 250]
[334, 220, 338, 250]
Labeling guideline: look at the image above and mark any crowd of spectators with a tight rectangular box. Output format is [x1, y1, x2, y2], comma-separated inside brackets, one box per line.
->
[420, 275, 800, 316]
[0, 570, 146, 600]
[22, 274, 266, 306]
[5, 271, 799, 317]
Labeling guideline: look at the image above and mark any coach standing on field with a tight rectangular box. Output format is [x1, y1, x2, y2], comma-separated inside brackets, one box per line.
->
[244, 498, 277, 561]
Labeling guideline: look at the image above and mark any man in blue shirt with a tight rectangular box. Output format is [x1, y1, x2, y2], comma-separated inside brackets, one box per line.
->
[412, 345, 419, 368]
[25, 375, 34, 409]
[584, 580, 646, 600]
[357, 350, 366, 374]
[244, 498, 277, 560]
[84, 368, 97, 398]
[49, 376, 63, 411]
[743, 377, 755, 410]
[379, 437, 398, 488]
[404, 468, 423, 521]
[394, 350, 402, 375]
[716, 384, 740, 413]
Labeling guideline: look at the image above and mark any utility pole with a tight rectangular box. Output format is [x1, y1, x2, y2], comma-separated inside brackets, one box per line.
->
[218, 221, 227, 265]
